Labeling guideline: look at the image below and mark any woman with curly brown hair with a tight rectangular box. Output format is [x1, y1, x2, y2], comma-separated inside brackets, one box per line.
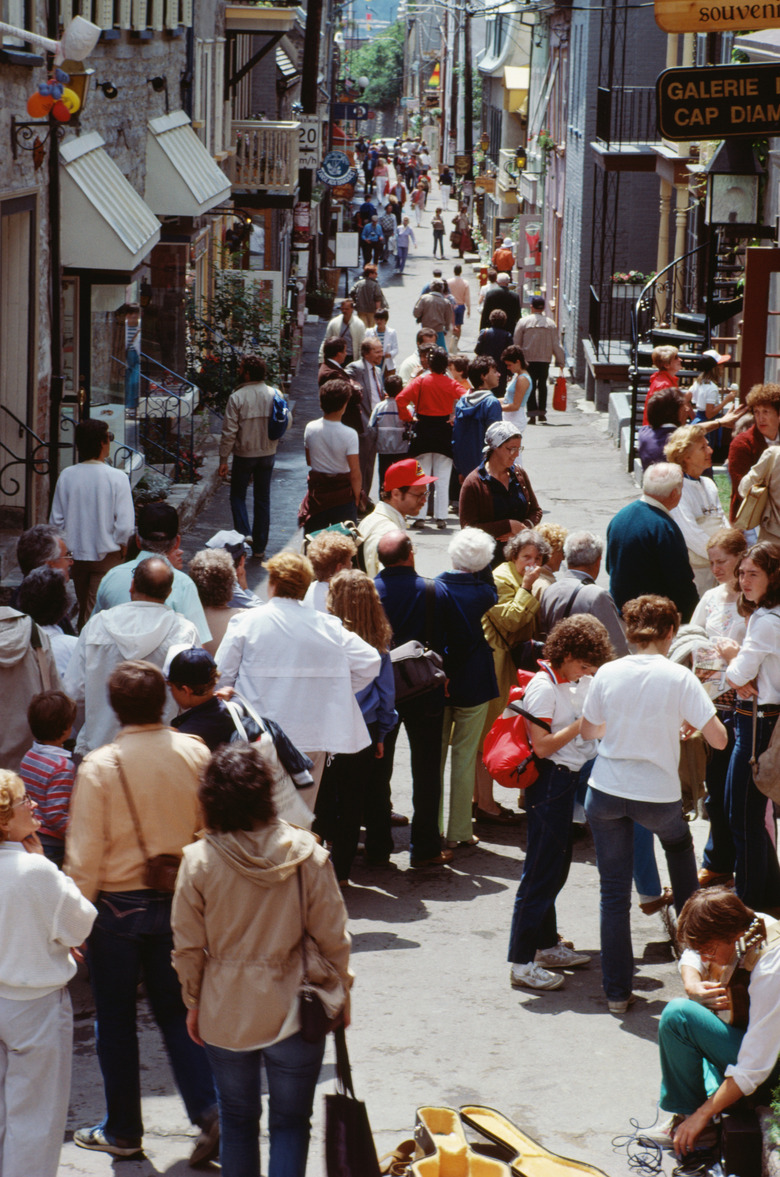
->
[314, 570, 397, 884]
[717, 542, 780, 910]
[189, 549, 242, 656]
[507, 615, 614, 993]
[581, 595, 728, 1013]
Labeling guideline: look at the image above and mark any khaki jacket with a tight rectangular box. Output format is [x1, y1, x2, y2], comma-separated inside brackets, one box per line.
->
[172, 822, 352, 1050]
[513, 313, 566, 367]
[65, 725, 211, 902]
[219, 382, 279, 461]
[739, 445, 780, 544]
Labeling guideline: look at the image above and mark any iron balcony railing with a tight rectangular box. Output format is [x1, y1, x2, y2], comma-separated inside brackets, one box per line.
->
[595, 86, 657, 148]
[228, 120, 300, 194]
[110, 353, 200, 483]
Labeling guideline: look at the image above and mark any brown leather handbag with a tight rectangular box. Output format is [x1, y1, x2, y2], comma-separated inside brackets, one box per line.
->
[114, 753, 181, 892]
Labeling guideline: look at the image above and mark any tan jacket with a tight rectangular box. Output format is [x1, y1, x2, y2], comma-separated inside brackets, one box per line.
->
[219, 381, 280, 461]
[172, 822, 352, 1050]
[739, 445, 780, 543]
[65, 725, 211, 902]
[513, 313, 565, 367]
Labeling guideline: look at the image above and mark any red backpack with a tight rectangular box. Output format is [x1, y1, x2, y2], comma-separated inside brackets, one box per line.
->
[482, 665, 555, 789]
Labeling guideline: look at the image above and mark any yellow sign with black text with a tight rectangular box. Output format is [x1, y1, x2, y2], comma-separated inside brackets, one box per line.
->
[657, 63, 780, 139]
[656, 0, 780, 32]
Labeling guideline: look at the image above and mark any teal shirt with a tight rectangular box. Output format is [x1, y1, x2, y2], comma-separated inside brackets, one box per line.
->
[92, 551, 211, 643]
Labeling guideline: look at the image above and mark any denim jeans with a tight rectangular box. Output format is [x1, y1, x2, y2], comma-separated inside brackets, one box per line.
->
[87, 890, 216, 1142]
[702, 707, 736, 876]
[633, 823, 662, 898]
[725, 709, 780, 908]
[382, 698, 444, 861]
[205, 1031, 325, 1177]
[507, 760, 589, 964]
[584, 787, 698, 1001]
[526, 361, 551, 416]
[230, 453, 276, 555]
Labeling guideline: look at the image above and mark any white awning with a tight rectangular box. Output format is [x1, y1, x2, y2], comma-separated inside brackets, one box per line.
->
[59, 132, 161, 271]
[145, 111, 232, 217]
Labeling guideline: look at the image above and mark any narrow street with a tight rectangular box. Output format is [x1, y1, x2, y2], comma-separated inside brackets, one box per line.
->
[62, 186, 695, 1177]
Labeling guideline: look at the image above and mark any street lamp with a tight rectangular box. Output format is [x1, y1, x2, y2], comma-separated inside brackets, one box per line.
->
[704, 139, 763, 227]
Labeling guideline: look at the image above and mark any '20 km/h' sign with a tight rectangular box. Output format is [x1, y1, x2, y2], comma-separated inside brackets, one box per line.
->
[656, 63, 780, 140]
[298, 116, 321, 171]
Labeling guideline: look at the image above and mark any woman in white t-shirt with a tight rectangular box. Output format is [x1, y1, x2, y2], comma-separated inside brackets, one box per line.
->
[507, 616, 614, 994]
[718, 542, 780, 912]
[298, 380, 362, 535]
[690, 528, 747, 889]
[690, 351, 733, 423]
[665, 424, 727, 595]
[581, 595, 727, 1014]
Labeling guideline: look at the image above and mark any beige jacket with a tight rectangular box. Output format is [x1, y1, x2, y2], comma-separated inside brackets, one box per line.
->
[219, 382, 280, 461]
[739, 445, 780, 543]
[513, 313, 566, 367]
[65, 725, 211, 902]
[172, 822, 352, 1050]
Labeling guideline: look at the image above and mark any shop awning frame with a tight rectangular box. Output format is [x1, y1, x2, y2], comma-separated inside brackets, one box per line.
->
[145, 111, 232, 216]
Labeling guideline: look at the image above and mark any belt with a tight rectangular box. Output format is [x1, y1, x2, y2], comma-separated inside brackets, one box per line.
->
[735, 702, 780, 718]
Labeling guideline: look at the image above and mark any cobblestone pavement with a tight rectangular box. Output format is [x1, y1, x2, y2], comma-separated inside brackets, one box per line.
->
[61, 180, 691, 1177]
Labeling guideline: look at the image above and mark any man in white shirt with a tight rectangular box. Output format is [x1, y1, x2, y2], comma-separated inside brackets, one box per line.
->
[347, 336, 386, 498]
[397, 329, 436, 385]
[50, 419, 135, 629]
[64, 557, 200, 754]
[358, 459, 436, 577]
[216, 552, 380, 793]
[92, 502, 210, 643]
[648, 888, 780, 1158]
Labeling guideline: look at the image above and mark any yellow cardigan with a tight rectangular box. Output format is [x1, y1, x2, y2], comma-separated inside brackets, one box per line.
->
[481, 560, 540, 736]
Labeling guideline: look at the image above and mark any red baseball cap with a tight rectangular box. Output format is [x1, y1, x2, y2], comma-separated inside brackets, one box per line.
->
[383, 459, 437, 492]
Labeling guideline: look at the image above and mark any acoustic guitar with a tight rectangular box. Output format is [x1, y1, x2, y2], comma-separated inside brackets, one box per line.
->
[712, 918, 778, 1029]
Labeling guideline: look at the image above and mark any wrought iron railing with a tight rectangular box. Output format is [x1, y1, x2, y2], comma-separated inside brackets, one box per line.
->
[110, 353, 200, 483]
[0, 405, 79, 528]
[595, 86, 656, 147]
[626, 240, 711, 471]
[227, 120, 300, 193]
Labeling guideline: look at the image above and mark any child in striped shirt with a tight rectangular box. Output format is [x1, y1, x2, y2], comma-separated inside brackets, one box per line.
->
[19, 690, 77, 868]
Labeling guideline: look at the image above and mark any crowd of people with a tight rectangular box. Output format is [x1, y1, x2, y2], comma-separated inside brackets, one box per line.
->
[4, 151, 780, 1176]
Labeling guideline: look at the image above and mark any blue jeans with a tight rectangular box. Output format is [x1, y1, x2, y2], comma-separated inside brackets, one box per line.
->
[87, 890, 216, 1142]
[584, 787, 698, 1001]
[725, 709, 780, 908]
[396, 245, 409, 272]
[205, 1032, 325, 1177]
[702, 707, 736, 876]
[230, 453, 276, 554]
[633, 823, 662, 897]
[507, 760, 589, 963]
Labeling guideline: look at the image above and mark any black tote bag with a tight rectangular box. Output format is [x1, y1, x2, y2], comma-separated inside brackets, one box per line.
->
[324, 1026, 381, 1177]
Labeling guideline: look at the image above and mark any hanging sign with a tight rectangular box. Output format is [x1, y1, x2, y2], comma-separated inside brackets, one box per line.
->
[316, 151, 358, 186]
[655, 0, 780, 33]
[657, 63, 780, 140]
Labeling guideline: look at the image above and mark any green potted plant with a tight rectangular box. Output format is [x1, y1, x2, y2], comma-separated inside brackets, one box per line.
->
[305, 280, 335, 319]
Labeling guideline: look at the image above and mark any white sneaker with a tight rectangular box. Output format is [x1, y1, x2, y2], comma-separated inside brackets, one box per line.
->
[607, 993, 637, 1015]
[510, 963, 564, 991]
[638, 1115, 684, 1150]
[535, 945, 591, 969]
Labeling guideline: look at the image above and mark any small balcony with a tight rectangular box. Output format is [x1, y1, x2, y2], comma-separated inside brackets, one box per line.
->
[227, 121, 300, 195]
[497, 148, 519, 193]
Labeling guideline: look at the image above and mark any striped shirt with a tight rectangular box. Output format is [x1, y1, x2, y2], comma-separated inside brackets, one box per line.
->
[19, 743, 75, 839]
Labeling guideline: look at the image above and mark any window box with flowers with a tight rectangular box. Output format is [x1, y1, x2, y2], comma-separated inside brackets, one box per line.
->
[611, 270, 653, 300]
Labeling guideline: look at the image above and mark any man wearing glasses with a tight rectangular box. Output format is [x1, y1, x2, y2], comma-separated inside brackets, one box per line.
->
[357, 459, 436, 577]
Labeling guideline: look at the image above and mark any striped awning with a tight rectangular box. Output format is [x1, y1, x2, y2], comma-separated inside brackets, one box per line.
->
[145, 111, 231, 217]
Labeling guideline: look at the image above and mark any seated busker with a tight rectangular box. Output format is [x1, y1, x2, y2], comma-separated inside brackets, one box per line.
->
[298, 380, 363, 535]
[646, 887, 780, 1158]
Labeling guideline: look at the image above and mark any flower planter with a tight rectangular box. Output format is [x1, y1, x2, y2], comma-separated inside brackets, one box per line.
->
[305, 294, 334, 318]
[611, 283, 644, 300]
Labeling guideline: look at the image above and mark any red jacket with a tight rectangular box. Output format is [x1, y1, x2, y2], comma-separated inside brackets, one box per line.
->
[642, 371, 679, 424]
[396, 372, 462, 422]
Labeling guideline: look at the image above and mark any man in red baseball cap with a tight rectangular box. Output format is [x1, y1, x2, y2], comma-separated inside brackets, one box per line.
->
[357, 459, 436, 577]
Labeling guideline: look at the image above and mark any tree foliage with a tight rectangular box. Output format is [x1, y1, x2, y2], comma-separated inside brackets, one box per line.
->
[350, 22, 404, 109]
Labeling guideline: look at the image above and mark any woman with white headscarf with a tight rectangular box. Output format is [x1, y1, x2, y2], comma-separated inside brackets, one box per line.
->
[458, 420, 543, 566]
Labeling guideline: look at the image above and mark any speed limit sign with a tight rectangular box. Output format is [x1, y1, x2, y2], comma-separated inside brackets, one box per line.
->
[298, 116, 321, 171]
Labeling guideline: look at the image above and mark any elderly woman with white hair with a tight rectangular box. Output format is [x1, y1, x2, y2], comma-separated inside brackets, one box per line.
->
[434, 528, 499, 849]
[459, 421, 543, 566]
[664, 425, 726, 595]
